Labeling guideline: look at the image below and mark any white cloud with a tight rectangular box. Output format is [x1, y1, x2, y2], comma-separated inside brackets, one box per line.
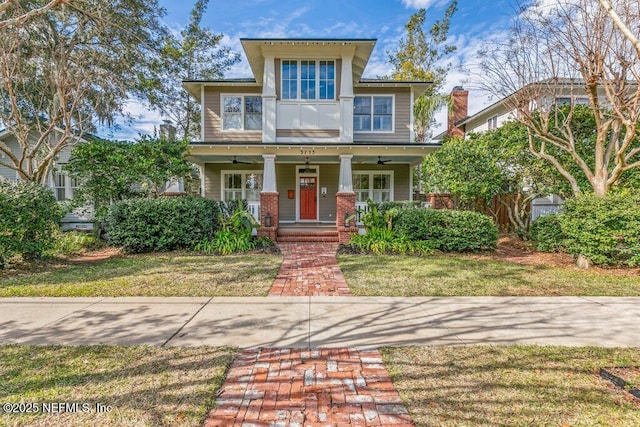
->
[401, 0, 446, 9]
[105, 99, 164, 141]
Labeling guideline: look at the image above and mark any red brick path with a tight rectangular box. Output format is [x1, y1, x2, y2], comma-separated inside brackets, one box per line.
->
[269, 243, 352, 296]
[205, 348, 414, 426]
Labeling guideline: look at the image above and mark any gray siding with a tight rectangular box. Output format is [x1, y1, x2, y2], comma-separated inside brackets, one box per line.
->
[276, 164, 296, 222]
[0, 136, 18, 181]
[319, 163, 339, 222]
[203, 87, 263, 142]
[353, 87, 411, 143]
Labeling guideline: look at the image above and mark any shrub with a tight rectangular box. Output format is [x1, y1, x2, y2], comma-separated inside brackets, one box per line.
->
[530, 214, 565, 252]
[46, 230, 105, 257]
[104, 197, 221, 253]
[347, 228, 434, 256]
[0, 180, 63, 267]
[193, 205, 261, 255]
[394, 208, 498, 252]
[560, 193, 640, 266]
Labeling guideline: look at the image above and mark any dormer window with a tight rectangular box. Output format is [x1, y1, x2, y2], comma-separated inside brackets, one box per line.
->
[281, 60, 335, 100]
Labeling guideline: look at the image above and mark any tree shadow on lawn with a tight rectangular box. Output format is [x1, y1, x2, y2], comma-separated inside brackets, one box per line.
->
[381, 345, 640, 426]
[0, 344, 236, 426]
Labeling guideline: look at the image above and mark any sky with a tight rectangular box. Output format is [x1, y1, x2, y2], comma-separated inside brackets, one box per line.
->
[111, 0, 516, 139]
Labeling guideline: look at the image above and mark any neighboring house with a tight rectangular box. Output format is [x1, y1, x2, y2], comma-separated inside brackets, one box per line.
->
[433, 80, 600, 221]
[183, 38, 437, 242]
[0, 128, 94, 231]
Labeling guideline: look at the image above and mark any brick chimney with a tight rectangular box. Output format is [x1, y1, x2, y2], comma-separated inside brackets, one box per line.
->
[447, 86, 468, 138]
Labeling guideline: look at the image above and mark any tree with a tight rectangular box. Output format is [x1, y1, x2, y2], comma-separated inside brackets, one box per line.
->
[423, 120, 566, 236]
[387, 2, 458, 143]
[65, 135, 192, 215]
[479, 0, 640, 197]
[0, 0, 167, 184]
[0, 0, 65, 29]
[144, 0, 239, 139]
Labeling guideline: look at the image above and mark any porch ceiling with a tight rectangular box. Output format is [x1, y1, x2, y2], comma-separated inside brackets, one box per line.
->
[188, 143, 438, 166]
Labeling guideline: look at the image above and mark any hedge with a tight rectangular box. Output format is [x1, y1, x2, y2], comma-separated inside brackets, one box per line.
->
[560, 193, 640, 266]
[393, 208, 498, 252]
[0, 180, 63, 267]
[104, 197, 241, 253]
[530, 214, 565, 252]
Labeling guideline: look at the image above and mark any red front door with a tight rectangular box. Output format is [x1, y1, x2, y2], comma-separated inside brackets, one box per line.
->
[300, 177, 317, 220]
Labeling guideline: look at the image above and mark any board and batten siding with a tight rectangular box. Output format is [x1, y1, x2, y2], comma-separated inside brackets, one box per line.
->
[203, 87, 263, 142]
[353, 87, 411, 143]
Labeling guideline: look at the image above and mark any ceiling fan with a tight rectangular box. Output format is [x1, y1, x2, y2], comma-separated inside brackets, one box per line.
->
[232, 156, 251, 164]
[377, 156, 391, 165]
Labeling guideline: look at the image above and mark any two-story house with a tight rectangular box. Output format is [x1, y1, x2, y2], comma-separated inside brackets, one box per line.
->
[183, 38, 436, 242]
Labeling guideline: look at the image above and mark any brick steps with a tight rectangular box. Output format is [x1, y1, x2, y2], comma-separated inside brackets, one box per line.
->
[276, 229, 339, 243]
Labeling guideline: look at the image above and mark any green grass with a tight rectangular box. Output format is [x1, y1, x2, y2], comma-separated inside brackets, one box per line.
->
[0, 253, 282, 297]
[338, 254, 640, 296]
[382, 346, 640, 427]
[0, 345, 236, 427]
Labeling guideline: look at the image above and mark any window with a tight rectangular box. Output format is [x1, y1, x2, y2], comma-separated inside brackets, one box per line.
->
[281, 60, 335, 100]
[54, 171, 66, 201]
[555, 97, 589, 107]
[353, 96, 393, 132]
[222, 95, 262, 131]
[222, 172, 263, 202]
[487, 115, 498, 130]
[353, 172, 393, 203]
[53, 168, 78, 201]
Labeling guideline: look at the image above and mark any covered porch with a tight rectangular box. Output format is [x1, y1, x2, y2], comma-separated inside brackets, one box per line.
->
[188, 143, 436, 242]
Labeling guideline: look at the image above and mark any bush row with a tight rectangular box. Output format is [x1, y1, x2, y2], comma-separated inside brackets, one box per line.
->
[0, 180, 63, 267]
[531, 192, 640, 266]
[104, 197, 247, 253]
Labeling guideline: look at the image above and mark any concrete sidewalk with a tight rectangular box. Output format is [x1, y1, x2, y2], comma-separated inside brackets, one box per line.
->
[1, 296, 638, 348]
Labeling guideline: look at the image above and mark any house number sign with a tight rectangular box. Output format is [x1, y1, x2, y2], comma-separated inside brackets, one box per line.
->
[300, 148, 315, 156]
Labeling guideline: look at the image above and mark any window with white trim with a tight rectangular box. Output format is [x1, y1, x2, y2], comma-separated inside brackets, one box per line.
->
[222, 172, 263, 202]
[353, 172, 393, 203]
[281, 60, 335, 100]
[354, 96, 393, 132]
[222, 95, 262, 131]
[53, 167, 79, 201]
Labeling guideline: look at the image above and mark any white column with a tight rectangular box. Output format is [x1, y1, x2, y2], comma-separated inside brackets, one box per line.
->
[338, 154, 353, 193]
[339, 48, 355, 143]
[262, 55, 277, 143]
[262, 154, 277, 192]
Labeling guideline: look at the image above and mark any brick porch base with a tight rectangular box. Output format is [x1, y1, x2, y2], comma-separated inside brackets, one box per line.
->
[204, 348, 414, 426]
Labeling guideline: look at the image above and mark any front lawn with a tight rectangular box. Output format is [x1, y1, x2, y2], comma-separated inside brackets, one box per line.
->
[337, 254, 640, 296]
[0, 253, 282, 297]
[0, 345, 236, 427]
[383, 345, 640, 426]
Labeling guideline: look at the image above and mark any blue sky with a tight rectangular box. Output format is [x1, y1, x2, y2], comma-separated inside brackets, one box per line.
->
[115, 0, 515, 139]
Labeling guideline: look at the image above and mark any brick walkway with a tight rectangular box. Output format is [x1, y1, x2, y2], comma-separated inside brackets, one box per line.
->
[269, 243, 352, 296]
[205, 348, 414, 426]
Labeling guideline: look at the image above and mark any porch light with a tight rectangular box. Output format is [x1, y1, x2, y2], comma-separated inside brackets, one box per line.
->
[264, 213, 272, 228]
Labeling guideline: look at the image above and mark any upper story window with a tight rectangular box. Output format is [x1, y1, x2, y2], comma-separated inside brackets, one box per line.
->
[281, 60, 335, 100]
[555, 97, 589, 107]
[487, 115, 498, 130]
[354, 96, 394, 132]
[222, 95, 262, 131]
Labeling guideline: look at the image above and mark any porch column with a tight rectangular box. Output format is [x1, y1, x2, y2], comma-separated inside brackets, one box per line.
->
[336, 154, 357, 244]
[258, 154, 278, 240]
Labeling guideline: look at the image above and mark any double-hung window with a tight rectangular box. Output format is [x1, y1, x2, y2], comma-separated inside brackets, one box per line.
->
[353, 171, 393, 203]
[53, 167, 79, 201]
[222, 95, 262, 131]
[354, 96, 393, 132]
[281, 60, 335, 100]
[222, 172, 263, 202]
[487, 115, 498, 130]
